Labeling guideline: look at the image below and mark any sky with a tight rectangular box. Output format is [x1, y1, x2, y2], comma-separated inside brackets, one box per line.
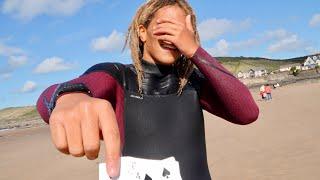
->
[0, 0, 319, 109]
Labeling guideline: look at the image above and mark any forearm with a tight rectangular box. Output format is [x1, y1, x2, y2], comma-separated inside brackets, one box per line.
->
[190, 47, 259, 125]
[36, 71, 117, 124]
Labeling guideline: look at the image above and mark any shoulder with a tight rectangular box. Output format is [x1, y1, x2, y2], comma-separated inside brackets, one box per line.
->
[81, 62, 130, 86]
[188, 67, 205, 92]
[83, 62, 126, 75]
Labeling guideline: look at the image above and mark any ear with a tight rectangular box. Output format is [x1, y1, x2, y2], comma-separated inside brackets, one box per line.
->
[138, 25, 147, 43]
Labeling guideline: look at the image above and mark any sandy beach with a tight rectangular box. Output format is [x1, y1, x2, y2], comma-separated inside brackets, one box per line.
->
[0, 80, 319, 180]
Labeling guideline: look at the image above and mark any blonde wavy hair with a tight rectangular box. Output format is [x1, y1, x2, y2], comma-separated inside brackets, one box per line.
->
[124, 0, 200, 96]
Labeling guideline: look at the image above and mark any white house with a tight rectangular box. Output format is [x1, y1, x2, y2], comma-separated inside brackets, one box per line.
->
[302, 66, 310, 71]
[246, 68, 268, 78]
[279, 63, 301, 72]
[254, 68, 268, 77]
[312, 55, 319, 61]
[237, 71, 251, 79]
[304, 55, 320, 68]
[304, 57, 314, 66]
[237, 71, 244, 78]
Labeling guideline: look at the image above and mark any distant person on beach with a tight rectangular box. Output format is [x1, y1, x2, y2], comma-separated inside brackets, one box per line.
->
[265, 84, 272, 100]
[260, 85, 266, 100]
[36, 0, 259, 179]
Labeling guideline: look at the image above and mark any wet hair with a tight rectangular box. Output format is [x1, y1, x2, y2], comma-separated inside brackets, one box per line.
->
[123, 0, 201, 96]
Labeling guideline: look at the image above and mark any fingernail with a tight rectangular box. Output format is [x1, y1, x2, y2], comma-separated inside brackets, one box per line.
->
[107, 159, 120, 178]
[107, 165, 116, 177]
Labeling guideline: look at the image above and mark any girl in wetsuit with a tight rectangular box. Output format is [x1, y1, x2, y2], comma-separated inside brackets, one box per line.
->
[36, 0, 260, 179]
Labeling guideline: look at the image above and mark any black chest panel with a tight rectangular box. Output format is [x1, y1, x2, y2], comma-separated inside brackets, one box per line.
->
[121, 63, 211, 180]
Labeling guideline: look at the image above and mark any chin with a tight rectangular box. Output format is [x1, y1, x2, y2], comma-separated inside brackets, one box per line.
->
[154, 53, 180, 65]
[157, 59, 175, 65]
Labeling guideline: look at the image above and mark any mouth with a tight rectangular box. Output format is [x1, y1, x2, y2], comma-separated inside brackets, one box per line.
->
[159, 41, 178, 51]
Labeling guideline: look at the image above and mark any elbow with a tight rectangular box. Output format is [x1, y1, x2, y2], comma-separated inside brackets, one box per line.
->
[232, 105, 260, 125]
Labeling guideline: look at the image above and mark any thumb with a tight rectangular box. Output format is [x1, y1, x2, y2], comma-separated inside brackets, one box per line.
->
[185, 14, 194, 32]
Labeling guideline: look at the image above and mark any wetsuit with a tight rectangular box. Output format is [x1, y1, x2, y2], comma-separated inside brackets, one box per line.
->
[36, 47, 259, 180]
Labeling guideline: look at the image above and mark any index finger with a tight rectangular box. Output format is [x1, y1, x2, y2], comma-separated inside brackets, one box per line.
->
[97, 102, 121, 178]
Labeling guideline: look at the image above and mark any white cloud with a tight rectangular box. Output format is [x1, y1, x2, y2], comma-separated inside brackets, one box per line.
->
[220, 29, 291, 52]
[198, 18, 233, 41]
[231, 38, 263, 50]
[204, 28, 313, 56]
[268, 34, 306, 53]
[1, 0, 89, 21]
[238, 18, 252, 30]
[198, 18, 252, 41]
[8, 55, 28, 67]
[309, 14, 320, 27]
[91, 30, 125, 52]
[0, 73, 12, 80]
[230, 29, 311, 54]
[264, 29, 291, 40]
[305, 46, 319, 54]
[20, 80, 37, 93]
[34, 57, 75, 74]
[0, 42, 27, 76]
[0, 43, 24, 56]
[263, 29, 310, 54]
[207, 39, 229, 56]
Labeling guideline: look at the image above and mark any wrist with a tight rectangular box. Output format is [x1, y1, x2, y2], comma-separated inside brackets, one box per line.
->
[48, 82, 92, 114]
[185, 44, 200, 59]
[56, 91, 91, 105]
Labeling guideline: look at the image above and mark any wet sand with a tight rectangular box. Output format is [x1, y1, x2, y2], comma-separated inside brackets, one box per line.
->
[1, 80, 319, 180]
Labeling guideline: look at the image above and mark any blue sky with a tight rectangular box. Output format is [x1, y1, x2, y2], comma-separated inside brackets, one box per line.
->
[0, 0, 319, 109]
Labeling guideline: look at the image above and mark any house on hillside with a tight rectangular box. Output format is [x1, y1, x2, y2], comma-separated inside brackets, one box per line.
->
[237, 71, 244, 78]
[304, 57, 314, 66]
[312, 55, 320, 61]
[303, 55, 320, 68]
[248, 69, 255, 78]
[302, 66, 310, 71]
[237, 71, 251, 78]
[247, 68, 268, 78]
[254, 68, 268, 77]
[237, 68, 268, 79]
[279, 63, 301, 72]
[315, 55, 320, 65]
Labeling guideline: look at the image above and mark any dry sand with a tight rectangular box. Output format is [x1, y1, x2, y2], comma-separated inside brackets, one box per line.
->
[0, 80, 319, 180]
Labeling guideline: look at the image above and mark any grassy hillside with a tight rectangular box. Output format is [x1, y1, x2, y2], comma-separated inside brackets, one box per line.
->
[0, 106, 42, 129]
[216, 56, 306, 74]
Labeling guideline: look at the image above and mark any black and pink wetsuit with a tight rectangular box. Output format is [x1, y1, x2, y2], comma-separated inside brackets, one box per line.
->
[36, 47, 259, 180]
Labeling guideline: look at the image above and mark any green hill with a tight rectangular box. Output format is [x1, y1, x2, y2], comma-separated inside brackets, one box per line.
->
[216, 55, 307, 74]
[0, 106, 43, 130]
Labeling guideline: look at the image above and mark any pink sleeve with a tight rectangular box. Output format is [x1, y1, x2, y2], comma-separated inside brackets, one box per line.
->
[190, 47, 259, 125]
